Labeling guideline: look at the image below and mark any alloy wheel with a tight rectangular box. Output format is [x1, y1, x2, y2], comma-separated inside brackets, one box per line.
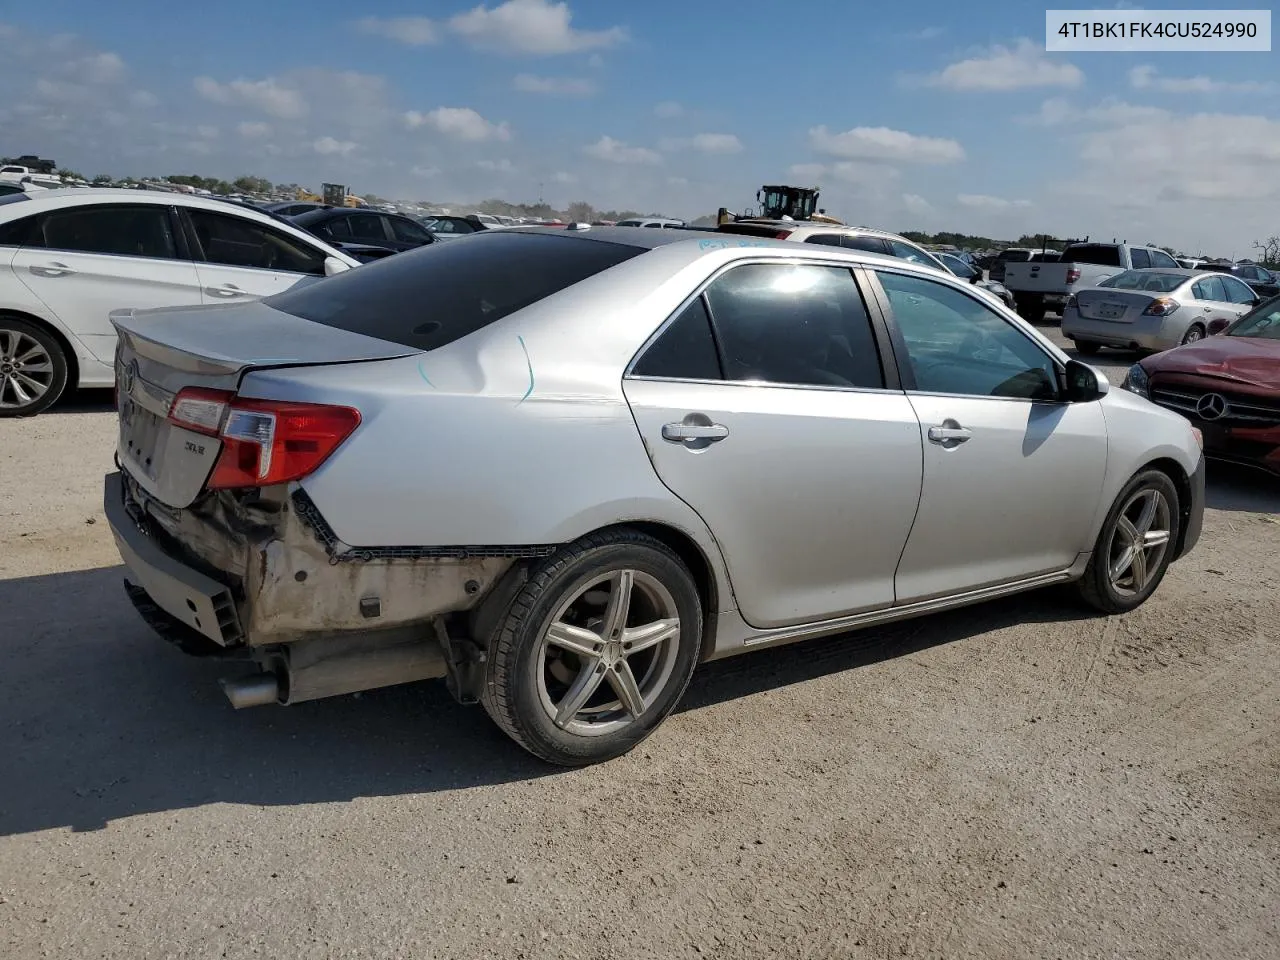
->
[536, 569, 682, 737]
[0, 328, 55, 410]
[1106, 488, 1172, 598]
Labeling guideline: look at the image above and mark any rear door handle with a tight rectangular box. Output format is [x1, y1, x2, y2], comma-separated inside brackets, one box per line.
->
[206, 284, 245, 298]
[30, 261, 76, 278]
[662, 422, 728, 442]
[928, 424, 972, 446]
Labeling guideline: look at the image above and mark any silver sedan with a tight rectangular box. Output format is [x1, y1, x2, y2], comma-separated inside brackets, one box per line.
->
[104, 227, 1206, 766]
[1062, 268, 1262, 355]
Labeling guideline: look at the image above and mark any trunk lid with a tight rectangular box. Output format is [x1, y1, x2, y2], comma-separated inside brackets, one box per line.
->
[1072, 288, 1157, 324]
[112, 301, 417, 508]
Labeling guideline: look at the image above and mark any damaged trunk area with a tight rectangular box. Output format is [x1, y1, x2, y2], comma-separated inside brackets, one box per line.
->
[116, 470, 526, 708]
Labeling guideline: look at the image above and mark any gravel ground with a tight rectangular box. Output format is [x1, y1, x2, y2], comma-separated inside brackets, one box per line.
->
[2, 329, 1277, 960]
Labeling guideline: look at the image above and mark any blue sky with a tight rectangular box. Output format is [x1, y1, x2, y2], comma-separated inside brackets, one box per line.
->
[1, 0, 1277, 253]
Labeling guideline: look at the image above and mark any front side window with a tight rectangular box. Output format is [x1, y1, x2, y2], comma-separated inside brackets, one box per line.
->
[841, 234, 889, 255]
[320, 217, 353, 240]
[803, 234, 844, 247]
[703, 263, 884, 389]
[187, 209, 327, 275]
[1149, 249, 1179, 268]
[886, 238, 936, 268]
[390, 217, 432, 244]
[1221, 276, 1258, 304]
[876, 270, 1060, 401]
[36, 204, 178, 259]
[630, 297, 722, 381]
[1129, 248, 1151, 268]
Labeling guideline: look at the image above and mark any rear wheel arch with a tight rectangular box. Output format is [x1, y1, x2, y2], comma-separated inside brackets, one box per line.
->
[0, 308, 81, 388]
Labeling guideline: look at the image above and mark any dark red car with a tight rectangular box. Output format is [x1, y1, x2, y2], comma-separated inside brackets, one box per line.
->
[1124, 297, 1280, 475]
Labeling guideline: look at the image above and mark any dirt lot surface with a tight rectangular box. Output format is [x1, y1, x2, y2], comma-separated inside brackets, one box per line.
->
[2, 335, 1278, 960]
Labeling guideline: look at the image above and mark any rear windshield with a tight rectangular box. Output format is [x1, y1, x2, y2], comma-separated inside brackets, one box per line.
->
[265, 231, 644, 351]
[998, 249, 1033, 261]
[1030, 252, 1059, 262]
[1098, 270, 1186, 293]
[1064, 244, 1123, 267]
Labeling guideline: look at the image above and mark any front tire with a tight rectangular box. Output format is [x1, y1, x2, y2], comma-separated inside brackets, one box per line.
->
[480, 529, 703, 766]
[1015, 294, 1046, 324]
[1074, 469, 1181, 614]
[0, 316, 68, 417]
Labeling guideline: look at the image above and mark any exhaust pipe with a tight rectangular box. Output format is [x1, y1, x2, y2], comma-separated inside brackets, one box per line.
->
[219, 672, 281, 709]
[218, 627, 449, 709]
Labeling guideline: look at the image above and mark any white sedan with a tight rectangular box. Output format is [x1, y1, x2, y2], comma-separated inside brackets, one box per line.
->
[0, 189, 359, 416]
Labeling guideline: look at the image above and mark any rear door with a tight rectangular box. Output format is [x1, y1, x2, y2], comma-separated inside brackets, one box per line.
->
[183, 207, 329, 301]
[865, 267, 1108, 603]
[386, 215, 435, 251]
[10, 202, 201, 363]
[623, 259, 924, 629]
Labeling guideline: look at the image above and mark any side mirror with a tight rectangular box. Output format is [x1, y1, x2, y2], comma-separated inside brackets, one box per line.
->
[1064, 359, 1109, 402]
[969, 272, 980, 284]
[1206, 317, 1231, 336]
[323, 255, 351, 277]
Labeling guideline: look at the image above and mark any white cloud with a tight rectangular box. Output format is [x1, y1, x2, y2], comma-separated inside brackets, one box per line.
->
[690, 132, 742, 154]
[410, 164, 441, 178]
[477, 158, 515, 172]
[1020, 96, 1170, 127]
[667, 176, 689, 186]
[788, 163, 827, 182]
[449, 0, 626, 55]
[73, 52, 125, 84]
[654, 100, 684, 119]
[551, 170, 576, 183]
[902, 193, 933, 216]
[957, 194, 1032, 210]
[584, 135, 661, 165]
[586, 53, 604, 68]
[238, 121, 272, 138]
[926, 38, 1083, 91]
[129, 90, 159, 109]
[195, 125, 219, 140]
[313, 136, 356, 156]
[194, 75, 307, 119]
[513, 73, 595, 96]
[404, 106, 512, 142]
[1129, 64, 1278, 95]
[904, 26, 945, 41]
[809, 125, 965, 164]
[355, 16, 439, 46]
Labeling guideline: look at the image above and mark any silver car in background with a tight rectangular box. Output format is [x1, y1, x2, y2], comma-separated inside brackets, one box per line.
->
[103, 228, 1206, 766]
[1062, 268, 1263, 355]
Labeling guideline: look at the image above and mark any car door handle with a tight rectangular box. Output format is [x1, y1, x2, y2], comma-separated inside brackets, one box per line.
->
[205, 284, 245, 298]
[928, 424, 972, 445]
[30, 261, 76, 278]
[662, 422, 728, 442]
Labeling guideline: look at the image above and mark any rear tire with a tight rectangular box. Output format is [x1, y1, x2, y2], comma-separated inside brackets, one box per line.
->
[1074, 340, 1101, 356]
[1074, 469, 1181, 615]
[1015, 295, 1046, 324]
[0, 315, 68, 417]
[480, 529, 703, 766]
[1181, 324, 1206, 345]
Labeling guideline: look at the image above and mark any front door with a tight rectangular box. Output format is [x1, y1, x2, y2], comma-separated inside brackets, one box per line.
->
[184, 208, 328, 302]
[11, 203, 201, 363]
[869, 268, 1109, 603]
[623, 261, 924, 629]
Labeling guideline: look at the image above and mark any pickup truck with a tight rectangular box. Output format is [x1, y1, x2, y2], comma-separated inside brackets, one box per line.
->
[1003, 242, 1180, 322]
[0, 164, 62, 188]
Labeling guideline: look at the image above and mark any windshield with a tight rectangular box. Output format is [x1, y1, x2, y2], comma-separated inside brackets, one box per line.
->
[1097, 271, 1186, 293]
[1229, 299, 1280, 339]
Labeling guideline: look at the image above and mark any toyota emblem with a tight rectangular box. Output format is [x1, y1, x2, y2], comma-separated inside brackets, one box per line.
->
[1195, 392, 1229, 422]
[122, 360, 138, 396]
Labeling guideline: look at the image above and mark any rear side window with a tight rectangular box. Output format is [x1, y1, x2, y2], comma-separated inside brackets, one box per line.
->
[631, 297, 722, 380]
[804, 234, 844, 247]
[1192, 276, 1228, 302]
[37, 204, 178, 259]
[842, 235, 889, 255]
[266, 231, 644, 351]
[1064, 244, 1123, 267]
[0, 211, 39, 246]
[999, 250, 1032, 262]
[389, 217, 432, 244]
[703, 263, 884, 389]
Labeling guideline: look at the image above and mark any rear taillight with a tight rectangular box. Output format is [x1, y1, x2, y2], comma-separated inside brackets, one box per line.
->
[1142, 297, 1179, 317]
[774, 230, 793, 239]
[1066, 267, 1082, 284]
[167, 387, 361, 490]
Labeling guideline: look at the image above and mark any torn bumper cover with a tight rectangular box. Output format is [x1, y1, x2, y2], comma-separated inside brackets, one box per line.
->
[103, 470, 519, 651]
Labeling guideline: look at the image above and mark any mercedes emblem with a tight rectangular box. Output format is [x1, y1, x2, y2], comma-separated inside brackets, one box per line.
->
[1195, 392, 1229, 422]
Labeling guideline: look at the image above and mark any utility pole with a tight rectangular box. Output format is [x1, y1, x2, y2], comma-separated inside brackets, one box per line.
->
[538, 182, 544, 205]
